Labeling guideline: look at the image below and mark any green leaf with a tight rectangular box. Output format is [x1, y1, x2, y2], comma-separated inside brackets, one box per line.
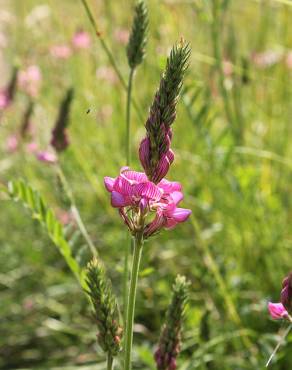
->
[6, 179, 86, 290]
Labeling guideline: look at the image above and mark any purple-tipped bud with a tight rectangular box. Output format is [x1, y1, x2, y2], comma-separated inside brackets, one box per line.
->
[51, 88, 74, 152]
[281, 272, 292, 312]
[0, 66, 18, 111]
[140, 41, 190, 183]
[154, 275, 190, 370]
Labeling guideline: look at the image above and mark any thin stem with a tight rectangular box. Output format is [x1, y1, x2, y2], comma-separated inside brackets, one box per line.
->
[79, 0, 143, 122]
[126, 68, 135, 165]
[266, 323, 292, 367]
[124, 234, 143, 370]
[123, 234, 132, 325]
[123, 68, 135, 325]
[107, 353, 114, 370]
[211, 0, 236, 140]
[56, 164, 97, 257]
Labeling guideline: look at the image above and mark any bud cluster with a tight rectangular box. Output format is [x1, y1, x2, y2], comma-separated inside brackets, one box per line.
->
[86, 258, 123, 356]
[281, 272, 292, 313]
[127, 0, 148, 69]
[139, 41, 191, 183]
[154, 275, 190, 370]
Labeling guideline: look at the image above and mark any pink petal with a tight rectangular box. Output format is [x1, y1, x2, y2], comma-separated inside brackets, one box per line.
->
[122, 168, 148, 183]
[268, 302, 288, 320]
[158, 179, 182, 193]
[134, 182, 162, 201]
[104, 177, 115, 192]
[170, 191, 184, 205]
[170, 207, 192, 222]
[111, 191, 128, 208]
[36, 151, 57, 164]
[113, 175, 133, 195]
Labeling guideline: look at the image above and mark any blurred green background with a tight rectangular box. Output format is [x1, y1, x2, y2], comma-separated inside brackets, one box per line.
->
[1, 0, 292, 368]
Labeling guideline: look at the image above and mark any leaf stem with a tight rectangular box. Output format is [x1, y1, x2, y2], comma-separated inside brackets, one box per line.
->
[124, 234, 143, 370]
[56, 164, 97, 257]
[266, 323, 292, 367]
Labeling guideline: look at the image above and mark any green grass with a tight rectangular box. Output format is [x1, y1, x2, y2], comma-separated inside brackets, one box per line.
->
[1, 0, 292, 368]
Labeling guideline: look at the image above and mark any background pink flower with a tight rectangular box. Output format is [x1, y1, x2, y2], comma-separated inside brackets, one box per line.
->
[72, 30, 91, 49]
[50, 44, 72, 59]
[19, 65, 42, 97]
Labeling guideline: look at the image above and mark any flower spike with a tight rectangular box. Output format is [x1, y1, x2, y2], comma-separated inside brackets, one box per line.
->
[140, 40, 191, 183]
[127, 0, 148, 69]
[85, 258, 123, 357]
[154, 275, 190, 370]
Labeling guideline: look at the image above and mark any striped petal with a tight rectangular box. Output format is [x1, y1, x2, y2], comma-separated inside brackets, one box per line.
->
[104, 176, 115, 192]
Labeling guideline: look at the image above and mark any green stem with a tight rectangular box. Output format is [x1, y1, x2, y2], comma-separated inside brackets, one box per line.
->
[266, 323, 292, 367]
[107, 353, 114, 370]
[126, 68, 135, 165]
[123, 68, 135, 324]
[56, 165, 97, 257]
[124, 234, 143, 370]
[79, 0, 143, 122]
[211, 0, 236, 140]
[123, 234, 132, 325]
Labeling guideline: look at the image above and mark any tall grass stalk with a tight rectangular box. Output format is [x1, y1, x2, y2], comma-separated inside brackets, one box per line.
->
[79, 0, 143, 122]
[211, 0, 236, 141]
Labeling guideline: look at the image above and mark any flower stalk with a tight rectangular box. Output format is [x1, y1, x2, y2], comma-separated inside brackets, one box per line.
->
[124, 232, 144, 370]
[123, 0, 148, 328]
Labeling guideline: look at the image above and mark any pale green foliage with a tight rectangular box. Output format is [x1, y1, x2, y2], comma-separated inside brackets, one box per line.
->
[7, 179, 86, 288]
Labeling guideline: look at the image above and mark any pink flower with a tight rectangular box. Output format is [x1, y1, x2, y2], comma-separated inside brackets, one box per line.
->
[50, 44, 72, 59]
[26, 142, 38, 153]
[114, 28, 129, 45]
[36, 150, 57, 164]
[0, 90, 10, 110]
[72, 30, 91, 49]
[6, 135, 19, 152]
[19, 65, 42, 97]
[268, 302, 288, 320]
[286, 51, 292, 69]
[252, 50, 283, 68]
[96, 66, 118, 85]
[104, 167, 191, 237]
[139, 136, 174, 184]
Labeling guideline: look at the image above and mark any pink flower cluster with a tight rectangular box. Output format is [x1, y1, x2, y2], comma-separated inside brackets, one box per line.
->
[268, 272, 292, 321]
[139, 126, 174, 184]
[104, 167, 191, 237]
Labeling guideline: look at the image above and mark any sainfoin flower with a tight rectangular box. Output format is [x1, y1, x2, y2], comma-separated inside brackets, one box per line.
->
[268, 302, 288, 320]
[36, 150, 57, 164]
[104, 167, 191, 238]
[268, 272, 292, 322]
[72, 30, 91, 49]
[18, 65, 41, 97]
[50, 44, 72, 59]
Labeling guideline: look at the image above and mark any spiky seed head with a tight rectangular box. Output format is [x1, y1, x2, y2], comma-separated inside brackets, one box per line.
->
[85, 258, 123, 357]
[140, 40, 191, 183]
[127, 0, 148, 69]
[154, 275, 190, 370]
